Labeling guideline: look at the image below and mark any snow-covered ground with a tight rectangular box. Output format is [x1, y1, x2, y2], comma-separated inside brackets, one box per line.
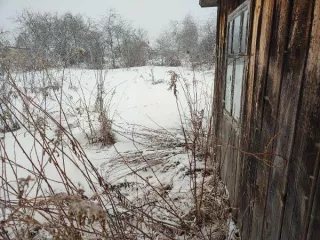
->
[0, 66, 234, 239]
[2, 66, 214, 189]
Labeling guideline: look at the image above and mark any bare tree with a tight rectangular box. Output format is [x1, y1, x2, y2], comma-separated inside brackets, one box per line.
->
[179, 14, 199, 62]
[101, 10, 119, 69]
[121, 28, 149, 67]
[198, 12, 217, 67]
[154, 13, 216, 68]
[14, 10, 149, 69]
[101, 10, 149, 68]
[15, 11, 104, 68]
[155, 21, 183, 66]
[156, 29, 180, 66]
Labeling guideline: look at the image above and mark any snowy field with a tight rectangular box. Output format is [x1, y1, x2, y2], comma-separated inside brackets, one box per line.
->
[0, 66, 235, 239]
[2, 66, 213, 188]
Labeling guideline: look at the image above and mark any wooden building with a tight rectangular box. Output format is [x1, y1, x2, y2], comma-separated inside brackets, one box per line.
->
[199, 0, 320, 239]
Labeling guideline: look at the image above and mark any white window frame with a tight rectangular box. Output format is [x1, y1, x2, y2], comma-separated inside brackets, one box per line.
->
[224, 1, 250, 122]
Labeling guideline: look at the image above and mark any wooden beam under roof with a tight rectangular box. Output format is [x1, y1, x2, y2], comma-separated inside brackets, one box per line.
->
[199, 0, 219, 7]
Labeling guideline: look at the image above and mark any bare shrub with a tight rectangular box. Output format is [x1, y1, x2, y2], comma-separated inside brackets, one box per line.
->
[0, 60, 227, 240]
[167, 69, 228, 232]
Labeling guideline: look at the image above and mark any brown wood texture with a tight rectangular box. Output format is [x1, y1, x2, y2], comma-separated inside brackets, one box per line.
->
[305, 2, 320, 239]
[248, 0, 275, 238]
[237, 0, 261, 238]
[214, 0, 320, 239]
[199, 0, 219, 7]
[268, 0, 314, 239]
[213, 0, 243, 211]
[280, 0, 320, 239]
[262, 0, 291, 239]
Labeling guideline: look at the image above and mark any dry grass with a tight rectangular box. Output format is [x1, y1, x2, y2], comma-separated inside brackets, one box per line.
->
[0, 65, 229, 240]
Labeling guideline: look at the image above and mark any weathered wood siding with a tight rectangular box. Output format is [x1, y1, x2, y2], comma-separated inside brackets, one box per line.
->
[213, 0, 320, 239]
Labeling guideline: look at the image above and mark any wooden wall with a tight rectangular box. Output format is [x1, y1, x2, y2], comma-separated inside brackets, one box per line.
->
[213, 0, 320, 239]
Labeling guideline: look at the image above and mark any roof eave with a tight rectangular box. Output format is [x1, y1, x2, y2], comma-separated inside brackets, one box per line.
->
[199, 0, 219, 7]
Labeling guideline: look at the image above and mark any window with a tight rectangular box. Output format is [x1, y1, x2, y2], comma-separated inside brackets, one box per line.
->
[224, 1, 249, 121]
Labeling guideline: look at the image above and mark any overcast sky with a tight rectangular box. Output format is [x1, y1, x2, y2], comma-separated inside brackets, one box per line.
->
[0, 0, 216, 42]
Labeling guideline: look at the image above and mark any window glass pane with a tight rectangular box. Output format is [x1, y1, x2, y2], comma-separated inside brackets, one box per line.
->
[232, 57, 245, 120]
[225, 58, 234, 113]
[228, 21, 233, 54]
[232, 15, 241, 53]
[241, 10, 248, 53]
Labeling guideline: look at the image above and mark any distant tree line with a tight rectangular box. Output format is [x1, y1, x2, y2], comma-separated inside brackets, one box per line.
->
[14, 10, 149, 69]
[2, 10, 216, 70]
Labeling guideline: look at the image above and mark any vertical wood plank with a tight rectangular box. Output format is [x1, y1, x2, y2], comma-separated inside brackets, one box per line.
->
[213, 0, 227, 174]
[237, 0, 263, 238]
[280, 0, 319, 239]
[262, 0, 291, 238]
[307, 150, 320, 239]
[262, 0, 314, 239]
[249, 0, 275, 239]
[214, 0, 243, 203]
[305, 2, 320, 238]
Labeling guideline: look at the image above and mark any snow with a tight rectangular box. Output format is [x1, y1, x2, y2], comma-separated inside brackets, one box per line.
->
[0, 66, 219, 238]
[228, 217, 241, 240]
